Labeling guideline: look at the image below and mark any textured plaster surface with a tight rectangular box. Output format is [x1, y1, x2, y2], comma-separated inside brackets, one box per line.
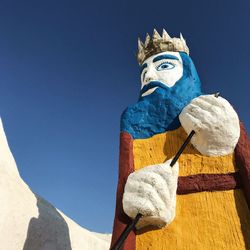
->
[235, 123, 250, 208]
[123, 159, 178, 229]
[140, 52, 183, 91]
[132, 129, 250, 249]
[110, 132, 136, 250]
[179, 95, 240, 156]
[0, 119, 111, 250]
[111, 122, 250, 250]
[136, 190, 250, 249]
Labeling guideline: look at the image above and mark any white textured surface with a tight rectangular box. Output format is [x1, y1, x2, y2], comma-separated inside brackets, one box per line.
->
[179, 95, 240, 156]
[140, 51, 183, 95]
[123, 159, 178, 229]
[0, 118, 111, 250]
[141, 87, 158, 97]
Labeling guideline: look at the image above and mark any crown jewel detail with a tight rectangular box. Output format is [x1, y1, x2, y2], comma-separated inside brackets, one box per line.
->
[137, 29, 190, 65]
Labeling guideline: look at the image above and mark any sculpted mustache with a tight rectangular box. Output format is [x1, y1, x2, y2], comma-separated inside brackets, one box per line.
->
[140, 81, 169, 95]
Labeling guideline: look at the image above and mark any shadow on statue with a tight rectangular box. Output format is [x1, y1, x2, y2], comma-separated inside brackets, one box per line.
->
[23, 193, 72, 250]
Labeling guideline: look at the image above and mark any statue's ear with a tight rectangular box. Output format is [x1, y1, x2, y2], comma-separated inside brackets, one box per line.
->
[0, 118, 20, 177]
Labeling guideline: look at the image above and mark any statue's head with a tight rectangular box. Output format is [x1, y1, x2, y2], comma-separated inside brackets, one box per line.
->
[137, 29, 200, 98]
[121, 29, 202, 138]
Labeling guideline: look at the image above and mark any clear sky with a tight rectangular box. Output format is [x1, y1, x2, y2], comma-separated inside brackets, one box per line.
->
[0, 0, 249, 233]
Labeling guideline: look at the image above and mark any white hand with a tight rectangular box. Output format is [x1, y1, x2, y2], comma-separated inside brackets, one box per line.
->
[179, 95, 240, 156]
[122, 159, 178, 229]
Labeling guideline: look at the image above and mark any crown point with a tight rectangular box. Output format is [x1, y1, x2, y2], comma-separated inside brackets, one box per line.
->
[153, 29, 161, 41]
[162, 29, 171, 40]
[144, 33, 151, 46]
[180, 33, 187, 44]
[138, 38, 144, 50]
[137, 29, 190, 64]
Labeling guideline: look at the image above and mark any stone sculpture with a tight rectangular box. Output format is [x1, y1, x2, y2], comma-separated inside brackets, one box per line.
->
[111, 29, 250, 249]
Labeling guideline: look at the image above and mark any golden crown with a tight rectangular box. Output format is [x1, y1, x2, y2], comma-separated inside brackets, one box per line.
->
[137, 29, 190, 65]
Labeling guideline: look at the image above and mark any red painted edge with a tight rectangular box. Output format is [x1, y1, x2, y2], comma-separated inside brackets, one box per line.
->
[110, 132, 136, 250]
[235, 122, 250, 208]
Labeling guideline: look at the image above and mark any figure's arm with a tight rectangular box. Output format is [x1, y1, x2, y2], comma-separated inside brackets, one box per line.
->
[122, 159, 178, 229]
[179, 94, 240, 156]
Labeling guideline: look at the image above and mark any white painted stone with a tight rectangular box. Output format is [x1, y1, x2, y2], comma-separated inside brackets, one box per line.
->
[179, 95, 240, 156]
[140, 51, 183, 96]
[141, 87, 158, 97]
[0, 118, 111, 250]
[123, 159, 178, 229]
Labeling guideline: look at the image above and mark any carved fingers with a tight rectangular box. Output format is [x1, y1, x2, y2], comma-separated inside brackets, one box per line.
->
[122, 160, 178, 229]
[179, 95, 240, 156]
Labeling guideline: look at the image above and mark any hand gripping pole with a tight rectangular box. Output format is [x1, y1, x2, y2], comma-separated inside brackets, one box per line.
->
[110, 130, 195, 250]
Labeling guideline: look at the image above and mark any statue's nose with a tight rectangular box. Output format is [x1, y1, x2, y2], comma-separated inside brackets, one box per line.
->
[144, 66, 157, 83]
[145, 76, 154, 83]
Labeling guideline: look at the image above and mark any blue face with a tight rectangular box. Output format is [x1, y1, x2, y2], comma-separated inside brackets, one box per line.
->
[121, 52, 202, 139]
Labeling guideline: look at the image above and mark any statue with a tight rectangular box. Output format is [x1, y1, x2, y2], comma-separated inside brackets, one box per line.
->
[110, 29, 250, 249]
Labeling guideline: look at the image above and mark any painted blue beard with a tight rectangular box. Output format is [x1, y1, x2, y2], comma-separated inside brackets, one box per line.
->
[121, 52, 203, 139]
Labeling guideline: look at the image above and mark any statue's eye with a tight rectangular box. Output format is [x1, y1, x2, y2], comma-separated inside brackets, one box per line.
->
[157, 62, 175, 71]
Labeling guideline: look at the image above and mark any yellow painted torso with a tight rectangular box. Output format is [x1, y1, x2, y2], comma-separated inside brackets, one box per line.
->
[133, 127, 250, 249]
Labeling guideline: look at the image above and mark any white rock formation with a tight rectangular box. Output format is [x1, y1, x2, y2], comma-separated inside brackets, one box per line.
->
[0, 118, 111, 250]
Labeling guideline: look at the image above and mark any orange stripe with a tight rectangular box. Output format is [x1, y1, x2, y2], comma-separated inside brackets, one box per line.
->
[133, 127, 238, 176]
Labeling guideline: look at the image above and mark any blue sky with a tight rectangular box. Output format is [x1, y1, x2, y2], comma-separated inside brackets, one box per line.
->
[0, 0, 249, 233]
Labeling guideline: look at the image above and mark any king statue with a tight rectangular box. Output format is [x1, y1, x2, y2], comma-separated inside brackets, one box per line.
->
[110, 29, 250, 249]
